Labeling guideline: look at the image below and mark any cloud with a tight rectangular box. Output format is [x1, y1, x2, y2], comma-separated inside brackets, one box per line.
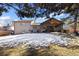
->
[0, 16, 11, 20]
[0, 16, 13, 26]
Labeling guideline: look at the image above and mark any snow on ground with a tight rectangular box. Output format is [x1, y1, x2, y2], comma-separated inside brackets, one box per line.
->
[0, 33, 71, 48]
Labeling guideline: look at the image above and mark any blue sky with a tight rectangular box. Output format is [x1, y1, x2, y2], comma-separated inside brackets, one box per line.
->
[1, 8, 19, 20]
[0, 8, 70, 26]
[0, 8, 20, 26]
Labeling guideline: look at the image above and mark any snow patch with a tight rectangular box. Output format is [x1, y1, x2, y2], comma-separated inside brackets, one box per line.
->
[0, 33, 71, 48]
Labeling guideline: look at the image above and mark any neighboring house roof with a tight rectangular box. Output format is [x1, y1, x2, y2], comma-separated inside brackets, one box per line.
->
[14, 20, 32, 23]
[68, 20, 79, 26]
[14, 20, 40, 25]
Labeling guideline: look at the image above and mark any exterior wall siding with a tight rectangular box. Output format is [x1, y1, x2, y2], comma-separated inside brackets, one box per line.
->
[14, 21, 33, 34]
[40, 19, 63, 32]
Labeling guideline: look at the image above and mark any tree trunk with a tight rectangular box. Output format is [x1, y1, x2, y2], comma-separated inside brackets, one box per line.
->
[74, 14, 77, 33]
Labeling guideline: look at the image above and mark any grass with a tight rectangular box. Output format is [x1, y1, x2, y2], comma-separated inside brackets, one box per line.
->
[0, 44, 29, 56]
[48, 44, 79, 56]
[0, 44, 79, 56]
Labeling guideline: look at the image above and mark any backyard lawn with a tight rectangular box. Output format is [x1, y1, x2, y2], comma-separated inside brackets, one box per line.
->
[0, 33, 79, 56]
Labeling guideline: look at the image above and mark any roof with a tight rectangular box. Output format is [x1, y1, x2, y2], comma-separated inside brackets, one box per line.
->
[40, 18, 63, 25]
[14, 20, 32, 23]
[41, 18, 63, 25]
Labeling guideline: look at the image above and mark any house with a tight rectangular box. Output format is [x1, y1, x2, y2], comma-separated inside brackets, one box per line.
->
[61, 19, 79, 34]
[39, 18, 64, 32]
[13, 18, 64, 34]
[13, 20, 33, 34]
[0, 24, 11, 36]
[30, 18, 64, 33]
[68, 20, 79, 33]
